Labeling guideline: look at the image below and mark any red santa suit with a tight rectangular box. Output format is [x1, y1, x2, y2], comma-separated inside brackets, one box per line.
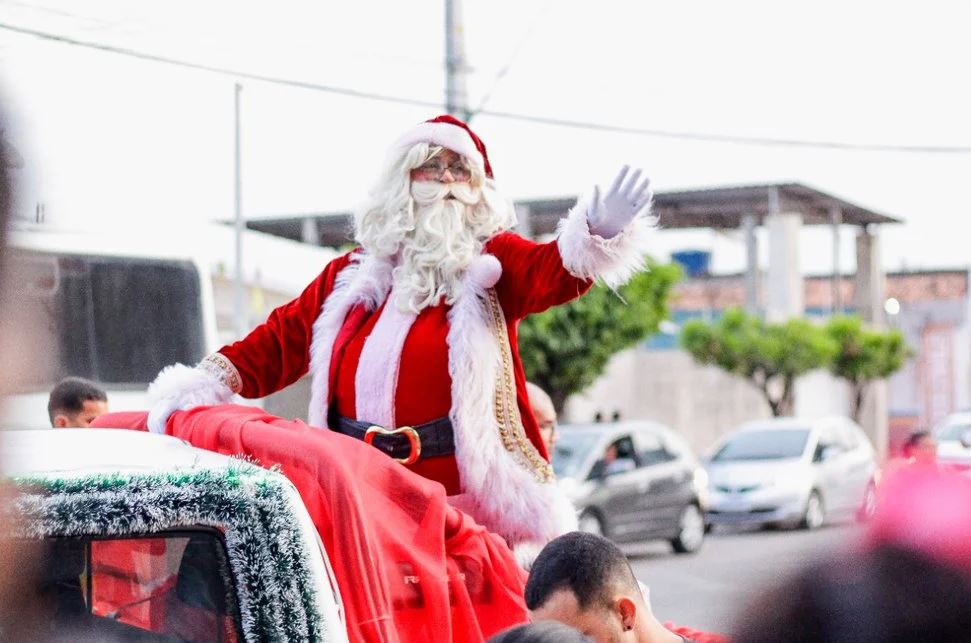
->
[148, 115, 653, 547]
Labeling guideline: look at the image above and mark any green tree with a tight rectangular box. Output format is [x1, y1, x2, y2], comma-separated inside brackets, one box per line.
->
[680, 308, 838, 416]
[518, 259, 681, 414]
[825, 315, 911, 423]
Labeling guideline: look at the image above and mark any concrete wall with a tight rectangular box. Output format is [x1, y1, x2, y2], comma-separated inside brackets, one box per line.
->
[564, 348, 773, 457]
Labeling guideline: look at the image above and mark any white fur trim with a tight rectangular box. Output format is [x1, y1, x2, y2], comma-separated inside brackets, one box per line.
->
[392, 121, 485, 170]
[446, 269, 577, 545]
[146, 363, 234, 434]
[354, 289, 417, 427]
[308, 255, 393, 429]
[556, 197, 654, 289]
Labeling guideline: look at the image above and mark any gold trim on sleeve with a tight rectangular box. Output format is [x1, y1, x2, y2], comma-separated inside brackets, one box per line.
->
[199, 352, 243, 394]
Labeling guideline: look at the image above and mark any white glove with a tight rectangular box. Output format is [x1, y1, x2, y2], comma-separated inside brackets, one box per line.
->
[586, 165, 653, 239]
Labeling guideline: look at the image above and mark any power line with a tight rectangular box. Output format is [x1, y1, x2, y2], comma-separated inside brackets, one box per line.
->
[2, 19, 970, 155]
[0, 21, 444, 110]
[477, 109, 971, 154]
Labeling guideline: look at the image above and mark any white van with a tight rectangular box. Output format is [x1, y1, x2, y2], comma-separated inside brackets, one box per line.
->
[2, 224, 219, 428]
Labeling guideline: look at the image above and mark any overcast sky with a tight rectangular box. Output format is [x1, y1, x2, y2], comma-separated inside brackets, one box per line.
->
[1, 0, 968, 274]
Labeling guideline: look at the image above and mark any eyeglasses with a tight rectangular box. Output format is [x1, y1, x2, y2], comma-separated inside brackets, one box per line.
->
[413, 160, 472, 182]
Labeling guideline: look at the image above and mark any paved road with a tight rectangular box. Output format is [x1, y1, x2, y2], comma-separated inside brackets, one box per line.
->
[627, 523, 859, 634]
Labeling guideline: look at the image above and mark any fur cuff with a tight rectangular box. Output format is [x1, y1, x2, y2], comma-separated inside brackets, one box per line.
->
[147, 363, 234, 434]
[556, 198, 653, 288]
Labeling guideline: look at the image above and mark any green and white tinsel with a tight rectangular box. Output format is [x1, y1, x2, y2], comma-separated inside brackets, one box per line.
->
[3, 465, 326, 643]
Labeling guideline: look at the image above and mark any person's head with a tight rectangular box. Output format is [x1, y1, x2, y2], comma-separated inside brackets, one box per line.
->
[354, 115, 516, 314]
[604, 444, 619, 465]
[525, 532, 656, 643]
[903, 430, 937, 463]
[489, 621, 593, 643]
[527, 382, 557, 453]
[732, 544, 971, 643]
[47, 377, 108, 428]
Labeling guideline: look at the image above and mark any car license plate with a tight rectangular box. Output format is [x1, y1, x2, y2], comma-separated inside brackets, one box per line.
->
[720, 496, 751, 512]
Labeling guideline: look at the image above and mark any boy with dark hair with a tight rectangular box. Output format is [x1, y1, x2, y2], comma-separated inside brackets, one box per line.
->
[47, 377, 108, 428]
[526, 532, 723, 643]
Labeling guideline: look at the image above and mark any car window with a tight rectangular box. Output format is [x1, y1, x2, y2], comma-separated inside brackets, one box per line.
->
[938, 422, 971, 441]
[31, 530, 240, 642]
[11, 250, 206, 388]
[588, 435, 638, 479]
[552, 432, 602, 478]
[636, 430, 676, 467]
[711, 429, 811, 462]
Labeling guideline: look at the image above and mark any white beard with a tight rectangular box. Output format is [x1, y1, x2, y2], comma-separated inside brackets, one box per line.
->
[354, 143, 517, 313]
[390, 181, 486, 312]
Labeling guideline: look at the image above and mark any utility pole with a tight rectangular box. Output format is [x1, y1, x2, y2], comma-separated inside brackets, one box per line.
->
[444, 0, 469, 119]
[233, 82, 247, 339]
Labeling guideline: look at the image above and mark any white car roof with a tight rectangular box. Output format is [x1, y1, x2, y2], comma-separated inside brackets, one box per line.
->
[734, 416, 847, 433]
[2, 429, 237, 477]
[561, 420, 672, 434]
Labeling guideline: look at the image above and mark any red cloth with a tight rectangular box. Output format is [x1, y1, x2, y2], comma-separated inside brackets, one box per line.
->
[93, 408, 530, 643]
[664, 622, 730, 643]
[217, 233, 591, 493]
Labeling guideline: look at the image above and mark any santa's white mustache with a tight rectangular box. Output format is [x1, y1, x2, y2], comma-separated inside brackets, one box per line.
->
[410, 180, 482, 206]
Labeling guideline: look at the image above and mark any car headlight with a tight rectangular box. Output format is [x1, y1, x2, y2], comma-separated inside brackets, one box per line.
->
[693, 468, 710, 500]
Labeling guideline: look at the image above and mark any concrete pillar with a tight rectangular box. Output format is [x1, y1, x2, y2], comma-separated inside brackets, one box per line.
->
[742, 213, 760, 315]
[830, 206, 843, 313]
[301, 217, 320, 246]
[854, 226, 889, 458]
[515, 203, 534, 239]
[765, 211, 804, 322]
[854, 227, 886, 326]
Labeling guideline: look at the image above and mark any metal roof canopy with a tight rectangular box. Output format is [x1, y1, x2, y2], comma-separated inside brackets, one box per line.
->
[517, 182, 902, 232]
[243, 182, 902, 247]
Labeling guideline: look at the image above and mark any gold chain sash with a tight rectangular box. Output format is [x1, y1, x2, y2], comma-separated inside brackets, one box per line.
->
[484, 288, 554, 484]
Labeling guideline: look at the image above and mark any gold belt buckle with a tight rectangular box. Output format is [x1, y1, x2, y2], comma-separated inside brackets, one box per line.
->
[364, 425, 422, 466]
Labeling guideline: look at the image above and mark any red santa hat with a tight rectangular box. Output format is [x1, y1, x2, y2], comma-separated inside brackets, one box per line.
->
[391, 114, 494, 179]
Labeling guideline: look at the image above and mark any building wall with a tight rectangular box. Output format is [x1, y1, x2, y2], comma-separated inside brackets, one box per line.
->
[564, 349, 772, 456]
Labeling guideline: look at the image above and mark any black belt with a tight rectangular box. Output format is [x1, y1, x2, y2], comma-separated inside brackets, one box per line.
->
[328, 410, 455, 465]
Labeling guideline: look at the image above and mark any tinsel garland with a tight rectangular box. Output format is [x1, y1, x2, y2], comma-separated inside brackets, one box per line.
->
[3, 465, 328, 643]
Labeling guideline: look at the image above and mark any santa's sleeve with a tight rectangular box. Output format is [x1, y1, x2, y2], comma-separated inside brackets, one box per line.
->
[487, 232, 592, 321]
[216, 259, 342, 399]
[147, 253, 353, 433]
[487, 197, 652, 320]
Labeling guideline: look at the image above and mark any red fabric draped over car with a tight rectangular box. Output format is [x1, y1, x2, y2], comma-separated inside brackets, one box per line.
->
[93, 407, 529, 642]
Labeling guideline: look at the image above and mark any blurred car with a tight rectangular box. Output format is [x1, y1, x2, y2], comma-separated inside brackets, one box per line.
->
[0, 429, 347, 642]
[705, 416, 876, 530]
[553, 421, 708, 554]
[935, 411, 971, 475]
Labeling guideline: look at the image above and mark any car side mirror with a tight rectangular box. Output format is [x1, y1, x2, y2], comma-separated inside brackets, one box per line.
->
[961, 429, 971, 449]
[605, 458, 637, 477]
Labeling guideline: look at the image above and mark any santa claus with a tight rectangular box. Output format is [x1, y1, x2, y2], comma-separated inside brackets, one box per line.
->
[148, 114, 653, 549]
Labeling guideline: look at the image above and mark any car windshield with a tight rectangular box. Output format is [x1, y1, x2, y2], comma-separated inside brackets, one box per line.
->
[20, 530, 241, 642]
[711, 428, 811, 462]
[937, 423, 971, 441]
[553, 432, 602, 478]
